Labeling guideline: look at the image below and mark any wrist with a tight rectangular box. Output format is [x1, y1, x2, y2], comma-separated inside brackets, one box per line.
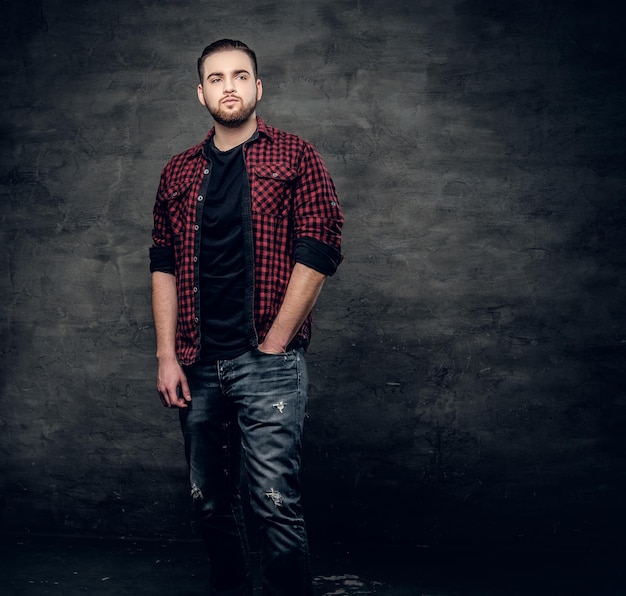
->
[259, 336, 287, 353]
[156, 351, 178, 363]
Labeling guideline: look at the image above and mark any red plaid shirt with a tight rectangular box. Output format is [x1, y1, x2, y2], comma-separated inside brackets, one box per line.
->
[151, 118, 343, 365]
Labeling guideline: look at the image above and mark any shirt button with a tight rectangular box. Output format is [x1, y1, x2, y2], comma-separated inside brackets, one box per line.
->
[272, 172, 279, 178]
[193, 256, 198, 262]
[194, 317, 199, 324]
[198, 195, 203, 201]
[204, 169, 210, 175]
[193, 286, 198, 293]
[194, 225, 199, 231]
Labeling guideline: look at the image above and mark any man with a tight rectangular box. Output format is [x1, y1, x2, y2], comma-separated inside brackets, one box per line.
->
[149, 39, 343, 596]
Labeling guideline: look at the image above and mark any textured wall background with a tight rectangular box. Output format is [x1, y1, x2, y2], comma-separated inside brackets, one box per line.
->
[1, 0, 625, 549]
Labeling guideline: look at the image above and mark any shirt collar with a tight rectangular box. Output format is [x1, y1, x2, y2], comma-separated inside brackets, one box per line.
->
[195, 117, 273, 159]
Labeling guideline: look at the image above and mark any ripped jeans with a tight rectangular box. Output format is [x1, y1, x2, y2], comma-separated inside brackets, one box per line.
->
[180, 348, 312, 596]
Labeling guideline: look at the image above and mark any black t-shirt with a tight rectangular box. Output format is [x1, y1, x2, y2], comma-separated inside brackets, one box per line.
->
[199, 140, 251, 361]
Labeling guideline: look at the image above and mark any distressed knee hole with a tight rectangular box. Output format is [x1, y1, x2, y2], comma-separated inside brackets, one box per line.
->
[265, 488, 283, 507]
[191, 485, 204, 500]
[272, 401, 286, 413]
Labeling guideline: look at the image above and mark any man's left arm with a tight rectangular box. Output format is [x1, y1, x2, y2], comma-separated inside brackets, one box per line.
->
[258, 142, 343, 354]
[257, 262, 326, 354]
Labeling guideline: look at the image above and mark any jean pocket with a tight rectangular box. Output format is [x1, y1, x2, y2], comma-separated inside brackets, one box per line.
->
[254, 347, 291, 358]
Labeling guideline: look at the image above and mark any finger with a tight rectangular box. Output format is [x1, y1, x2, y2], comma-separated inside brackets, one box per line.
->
[160, 392, 173, 408]
[179, 379, 192, 402]
[157, 389, 169, 407]
[258, 347, 284, 355]
[158, 387, 181, 408]
[169, 399, 188, 409]
[169, 386, 189, 409]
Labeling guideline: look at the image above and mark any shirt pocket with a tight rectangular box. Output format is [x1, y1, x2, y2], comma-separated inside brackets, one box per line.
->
[164, 180, 194, 236]
[251, 163, 297, 218]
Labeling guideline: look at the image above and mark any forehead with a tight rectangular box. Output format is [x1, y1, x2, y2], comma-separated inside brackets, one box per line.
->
[201, 50, 255, 76]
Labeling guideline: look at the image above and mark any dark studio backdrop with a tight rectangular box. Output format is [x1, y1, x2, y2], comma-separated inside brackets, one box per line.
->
[1, 0, 625, 551]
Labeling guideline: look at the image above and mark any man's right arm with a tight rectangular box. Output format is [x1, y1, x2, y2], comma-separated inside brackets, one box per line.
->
[151, 271, 191, 408]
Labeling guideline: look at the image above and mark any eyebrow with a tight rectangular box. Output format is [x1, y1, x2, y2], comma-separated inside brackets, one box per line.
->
[205, 69, 252, 79]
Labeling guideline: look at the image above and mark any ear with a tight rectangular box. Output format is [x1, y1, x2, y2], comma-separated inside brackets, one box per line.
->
[256, 78, 263, 102]
[197, 84, 207, 107]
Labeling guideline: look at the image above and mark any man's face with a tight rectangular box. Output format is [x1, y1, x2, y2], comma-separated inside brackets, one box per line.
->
[197, 50, 263, 128]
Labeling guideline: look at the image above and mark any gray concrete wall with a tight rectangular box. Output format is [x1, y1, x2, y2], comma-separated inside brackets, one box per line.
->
[1, 0, 624, 549]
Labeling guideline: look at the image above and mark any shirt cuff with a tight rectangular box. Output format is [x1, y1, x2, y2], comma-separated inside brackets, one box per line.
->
[293, 237, 342, 276]
[149, 246, 175, 274]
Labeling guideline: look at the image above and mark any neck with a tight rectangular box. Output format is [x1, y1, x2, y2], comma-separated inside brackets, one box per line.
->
[213, 115, 258, 151]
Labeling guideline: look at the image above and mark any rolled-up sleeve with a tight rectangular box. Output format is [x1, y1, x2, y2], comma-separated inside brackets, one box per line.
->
[294, 237, 342, 276]
[150, 169, 176, 274]
[293, 143, 344, 263]
[149, 245, 175, 274]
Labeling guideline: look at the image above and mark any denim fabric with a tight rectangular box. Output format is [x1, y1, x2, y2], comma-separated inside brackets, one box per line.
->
[181, 348, 312, 596]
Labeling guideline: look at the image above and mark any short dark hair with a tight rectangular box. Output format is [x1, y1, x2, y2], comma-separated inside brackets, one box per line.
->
[197, 39, 258, 82]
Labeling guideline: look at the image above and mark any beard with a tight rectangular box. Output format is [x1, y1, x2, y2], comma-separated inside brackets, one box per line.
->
[208, 97, 257, 128]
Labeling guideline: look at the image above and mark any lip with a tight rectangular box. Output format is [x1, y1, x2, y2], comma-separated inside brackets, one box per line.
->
[222, 96, 240, 105]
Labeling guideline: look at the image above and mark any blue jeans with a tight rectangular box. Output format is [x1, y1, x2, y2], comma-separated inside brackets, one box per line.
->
[180, 348, 312, 596]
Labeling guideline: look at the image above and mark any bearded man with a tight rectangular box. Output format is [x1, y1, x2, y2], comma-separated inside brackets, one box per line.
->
[149, 39, 344, 596]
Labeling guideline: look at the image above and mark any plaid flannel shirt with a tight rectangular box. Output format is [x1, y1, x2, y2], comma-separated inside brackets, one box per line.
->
[151, 118, 344, 365]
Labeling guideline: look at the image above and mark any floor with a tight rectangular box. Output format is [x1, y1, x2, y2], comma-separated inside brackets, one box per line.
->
[1, 534, 624, 595]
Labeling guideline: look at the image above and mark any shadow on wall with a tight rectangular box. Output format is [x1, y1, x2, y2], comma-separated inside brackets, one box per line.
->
[0, 0, 625, 550]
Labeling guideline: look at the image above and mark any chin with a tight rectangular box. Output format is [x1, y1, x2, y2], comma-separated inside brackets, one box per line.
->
[210, 104, 256, 128]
